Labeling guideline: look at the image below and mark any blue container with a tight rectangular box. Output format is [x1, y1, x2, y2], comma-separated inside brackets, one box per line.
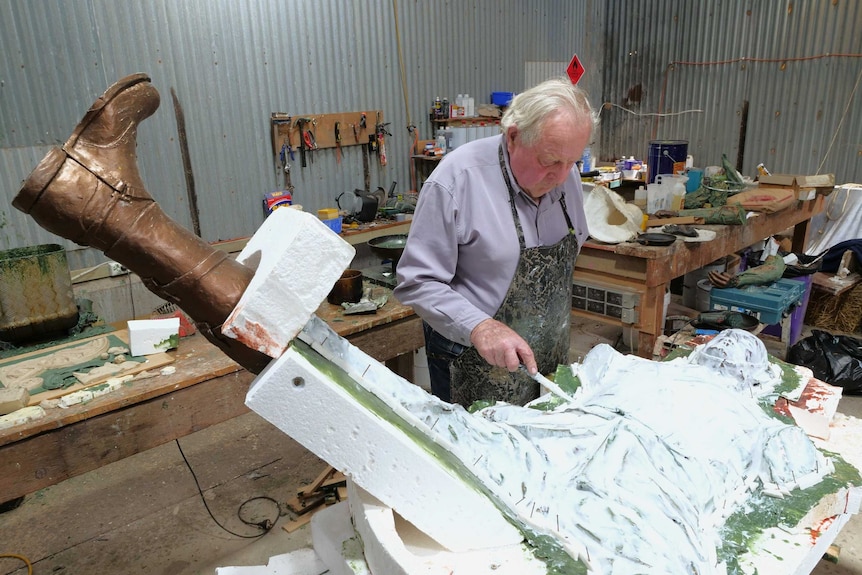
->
[491, 91, 514, 106]
[647, 140, 688, 184]
[709, 278, 806, 325]
[760, 274, 813, 345]
[322, 216, 343, 234]
[685, 168, 703, 193]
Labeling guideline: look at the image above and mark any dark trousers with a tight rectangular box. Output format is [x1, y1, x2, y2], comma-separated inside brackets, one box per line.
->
[422, 321, 467, 403]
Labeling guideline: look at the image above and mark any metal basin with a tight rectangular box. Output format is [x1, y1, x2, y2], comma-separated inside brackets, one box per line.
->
[368, 234, 408, 271]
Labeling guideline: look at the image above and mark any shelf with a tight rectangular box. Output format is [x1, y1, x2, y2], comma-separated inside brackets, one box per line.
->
[432, 117, 501, 125]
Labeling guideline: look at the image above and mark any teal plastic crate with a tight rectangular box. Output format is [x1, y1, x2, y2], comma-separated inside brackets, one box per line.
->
[709, 278, 806, 325]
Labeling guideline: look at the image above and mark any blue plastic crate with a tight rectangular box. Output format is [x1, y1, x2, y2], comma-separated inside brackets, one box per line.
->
[709, 278, 806, 325]
[322, 216, 342, 234]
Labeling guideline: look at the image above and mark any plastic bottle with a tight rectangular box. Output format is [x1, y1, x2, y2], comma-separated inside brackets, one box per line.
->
[436, 128, 447, 153]
[455, 94, 464, 117]
[580, 147, 592, 172]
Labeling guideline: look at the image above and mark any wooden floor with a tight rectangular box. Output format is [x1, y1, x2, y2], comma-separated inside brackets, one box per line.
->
[1, 319, 861, 575]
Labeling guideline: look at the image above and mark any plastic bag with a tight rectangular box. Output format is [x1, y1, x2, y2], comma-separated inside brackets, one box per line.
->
[788, 330, 862, 394]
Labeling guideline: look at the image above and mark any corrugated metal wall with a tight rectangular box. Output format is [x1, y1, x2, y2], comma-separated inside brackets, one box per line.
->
[0, 0, 593, 269]
[600, 1, 862, 184]
[4, 1, 859, 273]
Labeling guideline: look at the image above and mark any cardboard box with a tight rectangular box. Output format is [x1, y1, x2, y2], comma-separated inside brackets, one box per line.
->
[759, 173, 835, 201]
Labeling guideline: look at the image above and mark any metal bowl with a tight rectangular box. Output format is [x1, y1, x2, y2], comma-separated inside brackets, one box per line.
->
[368, 234, 408, 269]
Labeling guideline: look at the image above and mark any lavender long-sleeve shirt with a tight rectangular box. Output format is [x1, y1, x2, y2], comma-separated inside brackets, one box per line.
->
[394, 135, 589, 346]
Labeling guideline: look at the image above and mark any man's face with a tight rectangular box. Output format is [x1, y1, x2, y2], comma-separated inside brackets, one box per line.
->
[505, 113, 590, 200]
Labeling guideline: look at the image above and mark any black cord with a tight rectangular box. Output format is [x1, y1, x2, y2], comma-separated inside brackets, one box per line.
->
[175, 438, 280, 538]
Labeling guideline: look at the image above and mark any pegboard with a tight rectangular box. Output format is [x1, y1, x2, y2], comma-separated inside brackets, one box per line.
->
[271, 110, 385, 156]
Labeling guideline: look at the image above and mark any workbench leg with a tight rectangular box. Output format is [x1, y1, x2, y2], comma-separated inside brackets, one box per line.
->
[385, 353, 414, 383]
[791, 219, 811, 254]
[780, 316, 792, 360]
[636, 284, 668, 359]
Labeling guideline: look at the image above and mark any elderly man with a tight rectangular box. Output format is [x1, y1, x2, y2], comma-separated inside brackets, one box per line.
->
[395, 78, 596, 406]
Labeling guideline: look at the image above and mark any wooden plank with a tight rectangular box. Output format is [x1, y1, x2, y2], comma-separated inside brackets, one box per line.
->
[346, 316, 424, 363]
[811, 271, 861, 296]
[271, 110, 383, 154]
[0, 367, 253, 501]
[646, 216, 704, 227]
[300, 465, 336, 498]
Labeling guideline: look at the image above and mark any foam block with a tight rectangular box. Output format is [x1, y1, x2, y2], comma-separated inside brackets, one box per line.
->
[127, 317, 180, 356]
[222, 207, 355, 358]
[245, 343, 522, 553]
[348, 479, 546, 575]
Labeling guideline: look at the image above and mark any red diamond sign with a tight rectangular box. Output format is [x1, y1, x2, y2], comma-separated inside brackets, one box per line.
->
[567, 54, 585, 85]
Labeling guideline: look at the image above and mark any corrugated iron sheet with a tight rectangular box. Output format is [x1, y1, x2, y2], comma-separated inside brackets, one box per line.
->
[600, 1, 862, 185]
[3, 0, 858, 271]
[0, 0, 591, 268]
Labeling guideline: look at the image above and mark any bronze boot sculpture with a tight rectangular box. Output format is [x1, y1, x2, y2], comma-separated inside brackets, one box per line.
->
[13, 73, 270, 374]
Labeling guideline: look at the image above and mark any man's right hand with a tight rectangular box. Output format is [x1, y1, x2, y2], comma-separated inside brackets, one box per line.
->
[470, 318, 537, 374]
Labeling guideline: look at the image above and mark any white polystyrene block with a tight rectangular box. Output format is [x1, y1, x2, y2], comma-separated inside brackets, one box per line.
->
[245, 346, 522, 553]
[311, 501, 371, 575]
[347, 479, 546, 575]
[216, 548, 326, 575]
[127, 317, 180, 356]
[222, 207, 355, 358]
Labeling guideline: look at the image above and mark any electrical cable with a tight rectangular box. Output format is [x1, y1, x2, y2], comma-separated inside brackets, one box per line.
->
[175, 438, 280, 538]
[601, 102, 703, 118]
[0, 553, 33, 575]
[392, 0, 414, 135]
[656, 52, 862, 140]
[70, 261, 111, 282]
[815, 64, 862, 175]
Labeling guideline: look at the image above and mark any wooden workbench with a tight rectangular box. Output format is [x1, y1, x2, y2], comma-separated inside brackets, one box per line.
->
[0, 289, 422, 502]
[573, 194, 825, 356]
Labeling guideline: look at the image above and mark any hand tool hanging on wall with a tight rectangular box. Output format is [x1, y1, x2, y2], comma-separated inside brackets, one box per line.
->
[334, 121, 342, 164]
[296, 118, 309, 168]
[375, 112, 391, 167]
[303, 128, 317, 164]
[280, 142, 295, 192]
[272, 114, 292, 185]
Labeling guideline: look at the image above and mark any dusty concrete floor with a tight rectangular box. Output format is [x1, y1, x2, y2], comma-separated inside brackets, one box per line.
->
[1, 322, 861, 575]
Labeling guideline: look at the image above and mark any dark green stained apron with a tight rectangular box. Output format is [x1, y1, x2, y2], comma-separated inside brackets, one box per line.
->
[450, 145, 579, 407]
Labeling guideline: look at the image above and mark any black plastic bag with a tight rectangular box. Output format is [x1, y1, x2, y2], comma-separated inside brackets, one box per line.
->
[788, 330, 862, 394]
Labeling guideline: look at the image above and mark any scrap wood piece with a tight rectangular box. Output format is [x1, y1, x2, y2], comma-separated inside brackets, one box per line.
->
[299, 465, 337, 498]
[823, 543, 841, 563]
[287, 465, 348, 516]
[286, 492, 326, 515]
[283, 511, 314, 533]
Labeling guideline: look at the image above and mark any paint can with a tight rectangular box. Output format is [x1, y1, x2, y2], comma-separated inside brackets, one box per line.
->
[647, 140, 688, 184]
[696, 278, 714, 312]
[682, 257, 726, 309]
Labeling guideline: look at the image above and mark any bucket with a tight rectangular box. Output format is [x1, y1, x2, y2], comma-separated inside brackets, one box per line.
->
[0, 244, 79, 343]
[648, 140, 688, 184]
[696, 279, 714, 312]
[682, 257, 726, 309]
